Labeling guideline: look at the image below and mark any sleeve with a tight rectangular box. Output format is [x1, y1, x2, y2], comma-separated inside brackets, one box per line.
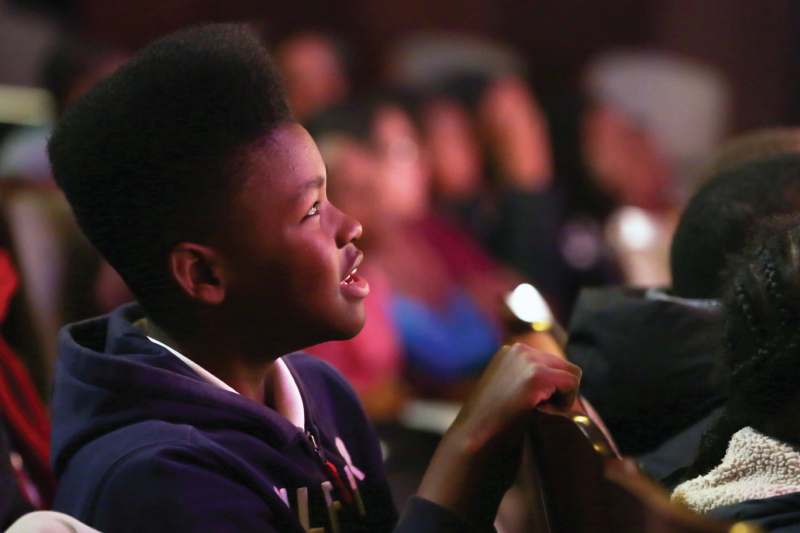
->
[89, 443, 297, 533]
[393, 497, 496, 533]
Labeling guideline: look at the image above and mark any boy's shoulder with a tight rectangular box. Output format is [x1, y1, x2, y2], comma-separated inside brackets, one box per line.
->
[53, 420, 217, 514]
[55, 419, 307, 532]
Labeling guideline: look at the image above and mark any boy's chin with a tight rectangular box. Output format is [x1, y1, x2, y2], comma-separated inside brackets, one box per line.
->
[331, 312, 367, 341]
[294, 302, 365, 345]
[327, 305, 367, 341]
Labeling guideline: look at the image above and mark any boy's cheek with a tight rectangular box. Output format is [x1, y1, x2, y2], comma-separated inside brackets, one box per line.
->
[292, 256, 337, 292]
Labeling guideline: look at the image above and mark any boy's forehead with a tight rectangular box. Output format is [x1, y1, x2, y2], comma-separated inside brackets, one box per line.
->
[243, 123, 326, 196]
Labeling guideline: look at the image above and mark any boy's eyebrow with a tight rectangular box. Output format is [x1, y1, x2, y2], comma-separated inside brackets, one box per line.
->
[297, 176, 325, 196]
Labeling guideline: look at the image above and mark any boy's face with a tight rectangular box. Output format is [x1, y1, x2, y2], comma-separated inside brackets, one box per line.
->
[215, 123, 369, 353]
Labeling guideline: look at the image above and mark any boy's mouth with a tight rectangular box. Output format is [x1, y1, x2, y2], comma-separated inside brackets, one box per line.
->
[342, 268, 358, 285]
[340, 249, 363, 282]
[340, 251, 369, 298]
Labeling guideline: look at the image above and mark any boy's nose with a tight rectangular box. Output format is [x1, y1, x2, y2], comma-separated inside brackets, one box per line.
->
[336, 210, 363, 248]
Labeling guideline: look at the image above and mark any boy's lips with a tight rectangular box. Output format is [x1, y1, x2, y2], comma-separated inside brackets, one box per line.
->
[340, 251, 369, 299]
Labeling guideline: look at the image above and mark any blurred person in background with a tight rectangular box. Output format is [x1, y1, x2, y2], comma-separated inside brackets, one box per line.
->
[422, 74, 614, 320]
[580, 50, 731, 288]
[0, 35, 132, 394]
[0, 0, 60, 89]
[580, 98, 680, 288]
[275, 31, 352, 123]
[0, 249, 56, 528]
[546, 89, 677, 284]
[385, 33, 588, 319]
[544, 88, 674, 292]
[0, 34, 128, 184]
[0, 34, 132, 317]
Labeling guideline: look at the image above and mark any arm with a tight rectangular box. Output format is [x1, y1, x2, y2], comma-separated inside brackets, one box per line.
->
[399, 344, 581, 532]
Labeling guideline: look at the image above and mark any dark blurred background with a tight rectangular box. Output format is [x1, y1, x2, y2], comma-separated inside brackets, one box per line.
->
[5, 0, 798, 132]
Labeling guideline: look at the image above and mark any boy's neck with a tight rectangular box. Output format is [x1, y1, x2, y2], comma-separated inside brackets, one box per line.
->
[142, 318, 275, 404]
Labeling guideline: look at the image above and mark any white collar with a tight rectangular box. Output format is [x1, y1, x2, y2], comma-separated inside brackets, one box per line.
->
[146, 336, 305, 430]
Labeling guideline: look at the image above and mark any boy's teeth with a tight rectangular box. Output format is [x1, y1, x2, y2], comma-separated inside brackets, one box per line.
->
[342, 268, 357, 284]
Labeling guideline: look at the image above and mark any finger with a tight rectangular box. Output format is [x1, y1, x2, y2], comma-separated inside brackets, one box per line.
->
[487, 344, 514, 367]
[510, 343, 583, 378]
[551, 386, 579, 410]
[534, 367, 580, 409]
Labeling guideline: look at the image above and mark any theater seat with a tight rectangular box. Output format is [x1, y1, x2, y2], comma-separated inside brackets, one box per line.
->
[526, 408, 764, 533]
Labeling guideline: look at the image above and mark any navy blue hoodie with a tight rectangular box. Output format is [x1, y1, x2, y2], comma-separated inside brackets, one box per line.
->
[50, 304, 447, 533]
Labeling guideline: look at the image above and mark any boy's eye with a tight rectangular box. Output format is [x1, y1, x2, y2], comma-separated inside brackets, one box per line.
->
[306, 202, 320, 217]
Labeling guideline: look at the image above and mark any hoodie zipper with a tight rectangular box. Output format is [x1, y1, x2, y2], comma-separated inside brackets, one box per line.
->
[305, 430, 354, 505]
[306, 431, 324, 463]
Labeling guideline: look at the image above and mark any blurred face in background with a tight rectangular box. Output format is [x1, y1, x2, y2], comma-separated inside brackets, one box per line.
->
[318, 136, 381, 238]
[422, 98, 484, 201]
[477, 75, 553, 190]
[320, 103, 432, 245]
[372, 104, 431, 220]
[276, 32, 350, 122]
[583, 104, 672, 210]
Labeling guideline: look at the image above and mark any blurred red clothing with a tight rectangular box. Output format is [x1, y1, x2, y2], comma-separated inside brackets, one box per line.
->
[0, 250, 55, 508]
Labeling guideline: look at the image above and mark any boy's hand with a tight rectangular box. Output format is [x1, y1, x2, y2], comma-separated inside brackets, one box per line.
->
[452, 343, 580, 452]
[417, 344, 581, 528]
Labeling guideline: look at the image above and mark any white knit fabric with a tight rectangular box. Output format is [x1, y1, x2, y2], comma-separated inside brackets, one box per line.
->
[5, 511, 102, 533]
[671, 427, 800, 514]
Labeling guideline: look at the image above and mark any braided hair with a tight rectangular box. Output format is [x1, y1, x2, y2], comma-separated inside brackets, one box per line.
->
[671, 154, 800, 300]
[682, 214, 800, 479]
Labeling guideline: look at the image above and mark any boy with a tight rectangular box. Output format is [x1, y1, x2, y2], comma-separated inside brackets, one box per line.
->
[47, 24, 580, 532]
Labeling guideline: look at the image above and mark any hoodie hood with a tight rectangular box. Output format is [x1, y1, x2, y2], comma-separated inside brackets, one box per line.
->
[50, 303, 305, 478]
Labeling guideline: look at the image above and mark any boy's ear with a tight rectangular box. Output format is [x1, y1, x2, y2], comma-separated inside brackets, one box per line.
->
[169, 243, 227, 305]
